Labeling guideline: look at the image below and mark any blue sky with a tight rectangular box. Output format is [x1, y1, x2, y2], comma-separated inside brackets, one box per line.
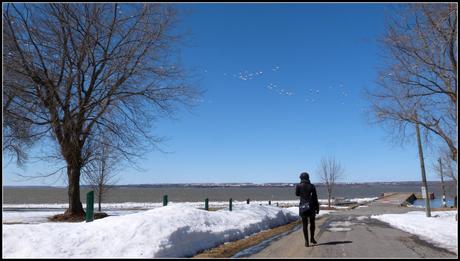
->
[3, 3, 444, 185]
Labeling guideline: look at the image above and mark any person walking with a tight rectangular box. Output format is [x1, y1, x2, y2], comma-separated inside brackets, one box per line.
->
[295, 172, 320, 247]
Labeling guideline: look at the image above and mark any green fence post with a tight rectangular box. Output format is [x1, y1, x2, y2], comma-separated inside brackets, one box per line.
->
[205, 198, 209, 211]
[229, 198, 233, 211]
[163, 195, 168, 206]
[86, 191, 94, 222]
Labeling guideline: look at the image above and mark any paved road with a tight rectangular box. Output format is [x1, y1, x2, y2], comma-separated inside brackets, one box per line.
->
[249, 197, 457, 258]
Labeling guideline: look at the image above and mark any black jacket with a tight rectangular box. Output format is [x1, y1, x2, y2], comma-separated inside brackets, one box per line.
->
[295, 179, 320, 213]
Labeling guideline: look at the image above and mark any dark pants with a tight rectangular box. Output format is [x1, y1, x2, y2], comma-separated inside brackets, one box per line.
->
[301, 214, 316, 243]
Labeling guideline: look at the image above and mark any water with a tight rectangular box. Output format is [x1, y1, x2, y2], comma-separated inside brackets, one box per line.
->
[3, 181, 456, 204]
[412, 198, 456, 208]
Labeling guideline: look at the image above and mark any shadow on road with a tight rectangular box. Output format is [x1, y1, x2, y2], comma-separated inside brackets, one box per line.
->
[313, 241, 353, 246]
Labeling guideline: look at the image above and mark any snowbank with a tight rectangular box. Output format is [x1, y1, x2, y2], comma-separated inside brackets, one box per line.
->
[371, 211, 458, 254]
[3, 204, 298, 258]
[2, 197, 378, 210]
[2, 200, 298, 210]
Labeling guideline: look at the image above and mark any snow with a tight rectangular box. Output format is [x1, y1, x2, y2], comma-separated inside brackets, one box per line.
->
[2, 199, 350, 226]
[3, 204, 299, 258]
[2, 210, 141, 224]
[371, 211, 458, 254]
[3, 197, 370, 226]
[328, 227, 352, 232]
[3, 211, 64, 224]
[3, 200, 299, 210]
[356, 216, 369, 221]
[2, 197, 379, 211]
[329, 221, 354, 227]
[349, 197, 379, 204]
[327, 221, 354, 232]
[1, 197, 375, 257]
[323, 205, 349, 209]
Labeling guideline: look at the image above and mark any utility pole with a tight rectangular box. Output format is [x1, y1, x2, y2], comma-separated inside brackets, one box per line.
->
[415, 121, 431, 217]
[439, 158, 447, 208]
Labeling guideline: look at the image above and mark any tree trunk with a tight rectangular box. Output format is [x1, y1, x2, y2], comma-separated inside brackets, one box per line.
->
[98, 190, 102, 212]
[98, 182, 104, 212]
[64, 165, 85, 217]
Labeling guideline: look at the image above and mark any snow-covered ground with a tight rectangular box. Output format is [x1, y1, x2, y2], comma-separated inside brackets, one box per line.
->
[2, 210, 141, 224]
[2, 197, 379, 257]
[3, 197, 378, 211]
[3, 200, 298, 210]
[3, 204, 302, 258]
[3, 198, 378, 225]
[3, 211, 65, 224]
[371, 211, 458, 254]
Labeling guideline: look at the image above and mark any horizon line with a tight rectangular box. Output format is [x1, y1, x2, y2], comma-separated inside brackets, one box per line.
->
[4, 180, 450, 188]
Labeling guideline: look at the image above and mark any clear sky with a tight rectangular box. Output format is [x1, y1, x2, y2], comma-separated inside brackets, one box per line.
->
[3, 3, 445, 186]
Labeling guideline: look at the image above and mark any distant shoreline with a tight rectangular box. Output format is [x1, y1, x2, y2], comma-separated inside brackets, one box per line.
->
[3, 180, 455, 189]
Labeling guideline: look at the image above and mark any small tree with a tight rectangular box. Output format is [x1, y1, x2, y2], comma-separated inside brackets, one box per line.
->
[432, 147, 458, 206]
[432, 147, 458, 183]
[317, 156, 344, 208]
[83, 140, 119, 212]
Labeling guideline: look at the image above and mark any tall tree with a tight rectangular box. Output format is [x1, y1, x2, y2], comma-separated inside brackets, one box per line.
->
[3, 3, 197, 218]
[317, 156, 344, 208]
[366, 4, 457, 161]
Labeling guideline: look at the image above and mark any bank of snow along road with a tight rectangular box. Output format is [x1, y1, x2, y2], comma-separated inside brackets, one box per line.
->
[3, 204, 299, 258]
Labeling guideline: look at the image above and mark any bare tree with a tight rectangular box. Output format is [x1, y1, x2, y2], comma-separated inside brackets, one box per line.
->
[82, 139, 119, 212]
[432, 147, 458, 183]
[366, 4, 457, 162]
[317, 156, 344, 208]
[3, 24, 40, 166]
[3, 3, 198, 218]
[432, 146, 458, 205]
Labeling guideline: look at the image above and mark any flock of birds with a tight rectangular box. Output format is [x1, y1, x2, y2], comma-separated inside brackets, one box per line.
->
[202, 66, 351, 105]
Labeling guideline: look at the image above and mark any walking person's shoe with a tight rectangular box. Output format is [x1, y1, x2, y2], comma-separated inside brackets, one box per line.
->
[310, 238, 317, 245]
[305, 242, 310, 247]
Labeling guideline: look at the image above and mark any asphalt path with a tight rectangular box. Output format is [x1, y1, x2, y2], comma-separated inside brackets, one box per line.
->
[249, 198, 457, 258]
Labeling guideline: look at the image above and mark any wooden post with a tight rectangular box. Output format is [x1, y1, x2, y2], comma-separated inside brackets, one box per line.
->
[229, 198, 233, 211]
[163, 195, 168, 206]
[86, 191, 94, 222]
[247, 198, 250, 204]
[415, 121, 431, 217]
[269, 200, 271, 205]
[439, 158, 447, 208]
[205, 198, 209, 211]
